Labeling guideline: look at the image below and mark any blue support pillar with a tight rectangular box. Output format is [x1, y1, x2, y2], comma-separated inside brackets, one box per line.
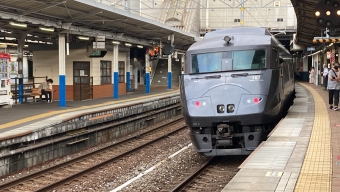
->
[126, 52, 131, 92]
[59, 75, 66, 107]
[114, 72, 119, 98]
[145, 72, 150, 93]
[168, 55, 172, 90]
[126, 71, 130, 91]
[58, 34, 66, 107]
[145, 53, 150, 94]
[113, 44, 119, 99]
[18, 78, 23, 103]
[168, 72, 172, 90]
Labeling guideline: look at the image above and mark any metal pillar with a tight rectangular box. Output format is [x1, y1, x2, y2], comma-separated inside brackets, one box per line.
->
[126, 52, 130, 91]
[168, 55, 172, 90]
[113, 44, 119, 98]
[145, 54, 150, 93]
[181, 55, 185, 76]
[17, 33, 27, 103]
[58, 34, 66, 107]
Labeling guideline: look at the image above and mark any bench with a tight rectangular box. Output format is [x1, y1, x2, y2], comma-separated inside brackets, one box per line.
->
[20, 88, 55, 103]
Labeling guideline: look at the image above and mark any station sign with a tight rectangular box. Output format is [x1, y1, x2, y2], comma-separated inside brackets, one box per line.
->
[96, 36, 105, 42]
[306, 47, 316, 52]
[93, 42, 105, 49]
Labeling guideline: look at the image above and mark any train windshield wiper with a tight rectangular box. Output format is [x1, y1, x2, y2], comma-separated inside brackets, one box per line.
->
[204, 75, 221, 79]
[191, 75, 221, 80]
[231, 73, 249, 77]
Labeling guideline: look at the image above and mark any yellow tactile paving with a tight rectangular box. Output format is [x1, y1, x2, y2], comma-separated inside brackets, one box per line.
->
[294, 83, 332, 192]
[0, 90, 178, 130]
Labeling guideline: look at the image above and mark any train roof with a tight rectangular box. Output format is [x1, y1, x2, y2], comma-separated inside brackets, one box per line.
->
[188, 27, 290, 55]
[204, 27, 272, 39]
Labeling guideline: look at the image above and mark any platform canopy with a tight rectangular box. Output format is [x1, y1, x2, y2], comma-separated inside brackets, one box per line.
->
[0, 0, 200, 50]
[292, 0, 331, 46]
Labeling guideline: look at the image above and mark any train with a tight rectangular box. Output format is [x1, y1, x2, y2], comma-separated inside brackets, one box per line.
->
[180, 27, 295, 156]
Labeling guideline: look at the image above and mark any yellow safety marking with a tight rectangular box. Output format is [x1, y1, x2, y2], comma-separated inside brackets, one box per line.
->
[0, 91, 179, 130]
[295, 83, 332, 192]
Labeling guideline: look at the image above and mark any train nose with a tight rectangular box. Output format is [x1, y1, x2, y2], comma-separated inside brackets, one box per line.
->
[201, 85, 266, 116]
[201, 85, 249, 116]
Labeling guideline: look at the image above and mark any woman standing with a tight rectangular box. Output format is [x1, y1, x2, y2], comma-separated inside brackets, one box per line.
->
[309, 67, 315, 84]
[328, 63, 340, 111]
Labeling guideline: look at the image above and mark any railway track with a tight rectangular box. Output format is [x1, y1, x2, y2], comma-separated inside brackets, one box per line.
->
[0, 116, 186, 192]
[167, 156, 244, 192]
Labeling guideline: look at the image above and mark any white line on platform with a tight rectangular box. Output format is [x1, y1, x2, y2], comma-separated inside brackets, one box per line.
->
[110, 143, 192, 192]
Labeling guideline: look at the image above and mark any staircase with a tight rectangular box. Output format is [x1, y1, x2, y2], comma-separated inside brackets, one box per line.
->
[151, 58, 181, 87]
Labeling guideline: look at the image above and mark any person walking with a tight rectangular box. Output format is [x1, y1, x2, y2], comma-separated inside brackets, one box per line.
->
[323, 64, 329, 90]
[328, 63, 340, 111]
[309, 67, 315, 84]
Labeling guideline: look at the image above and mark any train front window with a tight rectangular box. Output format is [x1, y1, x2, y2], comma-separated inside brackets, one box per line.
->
[191, 49, 266, 73]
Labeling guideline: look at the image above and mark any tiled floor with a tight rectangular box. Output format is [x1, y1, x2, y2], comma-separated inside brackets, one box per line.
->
[222, 83, 332, 192]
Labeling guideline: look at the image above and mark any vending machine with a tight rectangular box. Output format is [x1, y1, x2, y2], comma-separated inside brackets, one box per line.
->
[0, 53, 12, 106]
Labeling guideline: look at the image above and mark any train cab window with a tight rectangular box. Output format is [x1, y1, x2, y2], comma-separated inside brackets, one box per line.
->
[232, 50, 265, 70]
[191, 49, 266, 74]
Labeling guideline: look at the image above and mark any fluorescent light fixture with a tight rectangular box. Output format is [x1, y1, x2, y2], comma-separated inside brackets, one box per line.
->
[137, 45, 143, 48]
[39, 26, 54, 32]
[9, 21, 27, 27]
[125, 43, 132, 47]
[78, 36, 89, 40]
[112, 41, 120, 44]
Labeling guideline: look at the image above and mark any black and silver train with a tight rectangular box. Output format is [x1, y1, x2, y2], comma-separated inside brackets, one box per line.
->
[180, 27, 295, 156]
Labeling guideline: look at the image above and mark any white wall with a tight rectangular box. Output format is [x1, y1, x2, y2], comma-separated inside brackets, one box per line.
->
[33, 48, 127, 86]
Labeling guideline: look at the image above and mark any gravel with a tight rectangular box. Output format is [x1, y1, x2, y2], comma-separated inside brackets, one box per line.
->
[54, 128, 194, 192]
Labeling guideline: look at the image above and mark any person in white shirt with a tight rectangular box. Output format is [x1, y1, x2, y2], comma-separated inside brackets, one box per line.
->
[323, 64, 329, 90]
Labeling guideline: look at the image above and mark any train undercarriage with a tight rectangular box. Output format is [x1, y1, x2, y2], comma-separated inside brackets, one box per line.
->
[190, 123, 276, 156]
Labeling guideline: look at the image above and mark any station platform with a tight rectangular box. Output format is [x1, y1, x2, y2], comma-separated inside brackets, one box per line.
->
[0, 86, 179, 137]
[222, 82, 339, 192]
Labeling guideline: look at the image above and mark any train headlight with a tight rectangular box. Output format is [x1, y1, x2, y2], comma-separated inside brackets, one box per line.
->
[227, 104, 235, 113]
[217, 104, 225, 113]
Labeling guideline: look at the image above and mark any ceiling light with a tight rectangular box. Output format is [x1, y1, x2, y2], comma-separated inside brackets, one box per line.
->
[326, 10, 331, 15]
[78, 36, 89, 40]
[337, 10, 340, 15]
[112, 41, 120, 44]
[9, 21, 27, 27]
[315, 11, 320, 16]
[39, 26, 54, 32]
[125, 43, 132, 47]
[137, 45, 143, 48]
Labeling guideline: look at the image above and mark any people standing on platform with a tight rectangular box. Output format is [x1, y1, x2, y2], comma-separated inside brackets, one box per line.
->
[323, 64, 329, 90]
[309, 67, 315, 84]
[38, 79, 53, 103]
[327, 63, 340, 111]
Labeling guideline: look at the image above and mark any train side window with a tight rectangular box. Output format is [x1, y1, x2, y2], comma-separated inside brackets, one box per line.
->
[272, 48, 278, 68]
